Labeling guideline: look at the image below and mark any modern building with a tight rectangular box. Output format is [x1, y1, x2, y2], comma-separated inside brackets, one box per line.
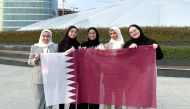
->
[0, 0, 58, 31]
[19, 0, 190, 31]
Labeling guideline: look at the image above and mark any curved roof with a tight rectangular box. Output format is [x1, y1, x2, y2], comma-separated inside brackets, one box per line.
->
[19, 0, 190, 31]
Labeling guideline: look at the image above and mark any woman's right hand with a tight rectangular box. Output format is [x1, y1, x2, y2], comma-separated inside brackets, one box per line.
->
[34, 53, 40, 61]
[32, 53, 40, 63]
[129, 43, 138, 48]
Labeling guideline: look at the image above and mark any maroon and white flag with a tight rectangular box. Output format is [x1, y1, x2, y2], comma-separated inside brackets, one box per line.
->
[41, 46, 157, 109]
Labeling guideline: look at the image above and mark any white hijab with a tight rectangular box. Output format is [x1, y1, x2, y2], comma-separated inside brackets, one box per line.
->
[109, 26, 124, 49]
[34, 29, 54, 48]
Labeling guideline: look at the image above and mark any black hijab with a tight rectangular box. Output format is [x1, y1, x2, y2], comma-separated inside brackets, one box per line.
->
[128, 24, 146, 44]
[58, 26, 80, 52]
[81, 27, 100, 48]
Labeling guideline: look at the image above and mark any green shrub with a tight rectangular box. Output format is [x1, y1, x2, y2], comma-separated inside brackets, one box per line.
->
[1, 27, 190, 43]
[1, 29, 190, 58]
[142, 27, 190, 42]
[161, 46, 190, 58]
[0, 31, 41, 42]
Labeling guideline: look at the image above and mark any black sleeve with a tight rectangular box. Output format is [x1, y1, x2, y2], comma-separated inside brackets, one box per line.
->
[58, 43, 62, 52]
[80, 42, 86, 47]
[123, 40, 133, 48]
[76, 41, 81, 49]
[156, 45, 164, 60]
[145, 38, 164, 60]
[58, 42, 68, 52]
[150, 39, 164, 60]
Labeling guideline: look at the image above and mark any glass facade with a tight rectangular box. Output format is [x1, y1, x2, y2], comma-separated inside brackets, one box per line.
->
[0, 0, 58, 31]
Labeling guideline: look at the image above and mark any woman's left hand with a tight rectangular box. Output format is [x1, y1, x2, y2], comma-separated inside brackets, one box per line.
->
[129, 43, 138, 48]
[152, 43, 158, 49]
[66, 47, 75, 54]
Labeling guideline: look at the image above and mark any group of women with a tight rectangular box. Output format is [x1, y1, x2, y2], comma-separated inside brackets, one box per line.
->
[28, 24, 164, 109]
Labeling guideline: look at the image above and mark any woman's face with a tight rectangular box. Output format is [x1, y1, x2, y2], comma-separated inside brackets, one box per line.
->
[109, 30, 118, 40]
[88, 29, 96, 41]
[42, 31, 51, 44]
[129, 26, 140, 39]
[68, 28, 78, 39]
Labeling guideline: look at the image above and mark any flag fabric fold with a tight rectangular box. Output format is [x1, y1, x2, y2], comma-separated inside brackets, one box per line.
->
[41, 46, 157, 108]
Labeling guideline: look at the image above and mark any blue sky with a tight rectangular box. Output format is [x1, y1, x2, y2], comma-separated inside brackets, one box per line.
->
[58, 0, 123, 11]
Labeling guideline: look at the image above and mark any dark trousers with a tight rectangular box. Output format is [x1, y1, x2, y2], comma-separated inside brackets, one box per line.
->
[59, 104, 76, 109]
[77, 103, 99, 109]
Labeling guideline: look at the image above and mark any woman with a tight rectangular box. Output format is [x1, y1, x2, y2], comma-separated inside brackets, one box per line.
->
[104, 27, 124, 50]
[28, 29, 58, 109]
[81, 27, 104, 49]
[58, 26, 80, 109]
[58, 25, 80, 53]
[79, 27, 103, 109]
[124, 25, 164, 106]
[123, 24, 164, 60]
[104, 26, 124, 109]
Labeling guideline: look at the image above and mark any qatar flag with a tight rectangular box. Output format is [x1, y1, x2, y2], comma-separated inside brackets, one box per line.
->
[41, 46, 157, 108]
[40, 52, 76, 106]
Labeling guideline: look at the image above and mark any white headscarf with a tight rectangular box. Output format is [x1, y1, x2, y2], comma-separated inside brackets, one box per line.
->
[109, 26, 124, 49]
[34, 29, 54, 48]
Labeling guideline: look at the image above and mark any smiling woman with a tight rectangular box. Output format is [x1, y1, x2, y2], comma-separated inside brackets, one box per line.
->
[28, 29, 58, 109]
[104, 26, 124, 50]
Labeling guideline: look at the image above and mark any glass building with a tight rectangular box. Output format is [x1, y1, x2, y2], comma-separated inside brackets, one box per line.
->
[0, 0, 58, 31]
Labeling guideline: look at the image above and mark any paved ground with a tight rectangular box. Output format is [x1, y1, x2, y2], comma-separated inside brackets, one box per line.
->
[0, 64, 190, 109]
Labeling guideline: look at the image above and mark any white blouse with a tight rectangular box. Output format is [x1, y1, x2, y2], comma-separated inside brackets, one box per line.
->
[43, 47, 49, 53]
